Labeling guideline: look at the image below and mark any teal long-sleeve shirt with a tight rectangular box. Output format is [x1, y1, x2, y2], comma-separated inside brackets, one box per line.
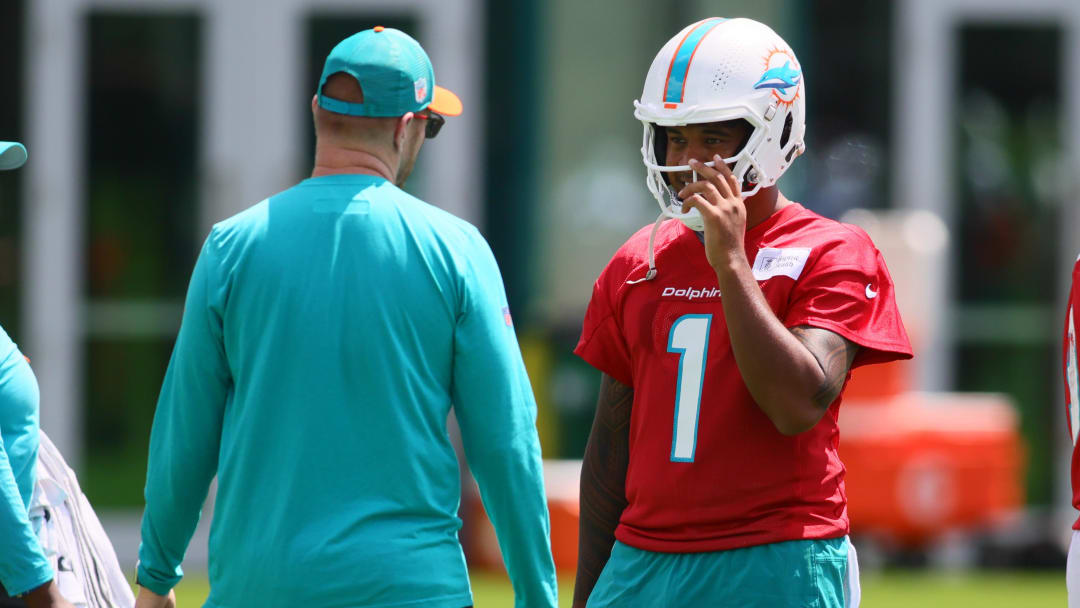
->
[137, 174, 557, 608]
[0, 326, 53, 596]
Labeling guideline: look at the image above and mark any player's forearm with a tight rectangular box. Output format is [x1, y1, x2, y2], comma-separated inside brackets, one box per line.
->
[574, 457, 626, 606]
[712, 257, 829, 434]
[573, 375, 632, 607]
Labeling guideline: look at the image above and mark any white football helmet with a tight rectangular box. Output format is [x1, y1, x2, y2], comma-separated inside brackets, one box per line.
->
[635, 17, 807, 231]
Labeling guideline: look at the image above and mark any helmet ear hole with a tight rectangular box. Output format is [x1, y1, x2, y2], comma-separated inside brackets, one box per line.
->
[779, 111, 793, 150]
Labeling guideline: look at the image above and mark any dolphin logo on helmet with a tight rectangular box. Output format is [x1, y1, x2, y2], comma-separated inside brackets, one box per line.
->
[753, 60, 801, 93]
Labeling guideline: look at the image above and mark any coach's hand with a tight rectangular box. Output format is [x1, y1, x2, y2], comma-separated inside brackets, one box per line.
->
[678, 155, 748, 272]
[135, 585, 176, 608]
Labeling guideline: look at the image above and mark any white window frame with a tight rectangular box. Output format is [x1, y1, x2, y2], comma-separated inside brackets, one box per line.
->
[896, 0, 1080, 530]
[895, 0, 1080, 391]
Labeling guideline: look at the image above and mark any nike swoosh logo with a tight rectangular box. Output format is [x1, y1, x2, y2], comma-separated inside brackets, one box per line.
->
[866, 283, 878, 299]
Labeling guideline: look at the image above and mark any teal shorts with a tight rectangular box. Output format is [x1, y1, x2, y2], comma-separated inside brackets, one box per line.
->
[587, 536, 858, 608]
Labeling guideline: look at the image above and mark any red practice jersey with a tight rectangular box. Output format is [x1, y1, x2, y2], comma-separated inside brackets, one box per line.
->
[575, 202, 913, 552]
[1065, 255, 1080, 528]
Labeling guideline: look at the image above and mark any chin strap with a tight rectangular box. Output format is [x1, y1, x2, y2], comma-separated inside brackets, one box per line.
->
[626, 213, 665, 285]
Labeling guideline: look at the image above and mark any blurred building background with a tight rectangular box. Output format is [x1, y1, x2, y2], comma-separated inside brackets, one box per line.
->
[1, 0, 1079, 573]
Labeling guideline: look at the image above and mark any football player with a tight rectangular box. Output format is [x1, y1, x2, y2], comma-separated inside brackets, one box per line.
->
[573, 18, 912, 607]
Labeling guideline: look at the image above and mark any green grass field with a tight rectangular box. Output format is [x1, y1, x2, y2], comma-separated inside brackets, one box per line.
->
[167, 569, 1066, 606]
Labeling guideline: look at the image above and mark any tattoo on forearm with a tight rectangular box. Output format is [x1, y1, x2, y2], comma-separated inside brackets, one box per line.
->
[574, 374, 633, 605]
[790, 326, 859, 409]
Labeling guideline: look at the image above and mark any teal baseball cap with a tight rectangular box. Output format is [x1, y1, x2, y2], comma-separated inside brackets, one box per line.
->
[317, 26, 462, 118]
[0, 141, 27, 170]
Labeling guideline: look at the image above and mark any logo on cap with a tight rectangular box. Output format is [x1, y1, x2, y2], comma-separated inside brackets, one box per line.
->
[414, 77, 428, 103]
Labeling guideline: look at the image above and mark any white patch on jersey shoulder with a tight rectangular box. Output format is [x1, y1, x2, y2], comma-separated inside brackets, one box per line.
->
[751, 247, 811, 281]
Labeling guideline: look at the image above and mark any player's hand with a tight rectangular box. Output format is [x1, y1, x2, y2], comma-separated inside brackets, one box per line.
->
[135, 586, 176, 608]
[20, 580, 76, 608]
[678, 154, 748, 271]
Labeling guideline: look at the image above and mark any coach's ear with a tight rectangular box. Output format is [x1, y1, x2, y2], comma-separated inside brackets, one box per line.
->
[311, 94, 318, 114]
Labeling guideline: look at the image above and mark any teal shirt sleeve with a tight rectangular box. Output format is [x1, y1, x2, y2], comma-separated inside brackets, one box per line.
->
[138, 234, 231, 595]
[0, 433, 52, 596]
[451, 232, 558, 608]
[0, 351, 52, 596]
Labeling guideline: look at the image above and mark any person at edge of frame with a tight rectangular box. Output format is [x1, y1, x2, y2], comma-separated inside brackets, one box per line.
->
[0, 141, 76, 608]
[1063, 252, 1080, 608]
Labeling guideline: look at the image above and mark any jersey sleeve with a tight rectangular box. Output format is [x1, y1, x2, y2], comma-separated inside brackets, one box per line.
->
[138, 232, 232, 595]
[574, 258, 635, 386]
[450, 230, 558, 608]
[783, 230, 913, 368]
[1064, 256, 1080, 439]
[0, 395, 52, 595]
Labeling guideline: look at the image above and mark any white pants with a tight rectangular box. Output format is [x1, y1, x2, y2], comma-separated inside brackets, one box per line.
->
[1069, 530, 1080, 608]
[847, 538, 862, 608]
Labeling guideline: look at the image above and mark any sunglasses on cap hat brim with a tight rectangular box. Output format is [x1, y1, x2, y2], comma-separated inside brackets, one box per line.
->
[414, 111, 444, 139]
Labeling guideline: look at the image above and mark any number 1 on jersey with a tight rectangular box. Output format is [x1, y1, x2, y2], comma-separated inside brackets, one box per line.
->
[668, 314, 712, 462]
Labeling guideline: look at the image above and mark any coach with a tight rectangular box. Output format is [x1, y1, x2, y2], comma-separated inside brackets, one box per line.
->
[134, 28, 557, 608]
